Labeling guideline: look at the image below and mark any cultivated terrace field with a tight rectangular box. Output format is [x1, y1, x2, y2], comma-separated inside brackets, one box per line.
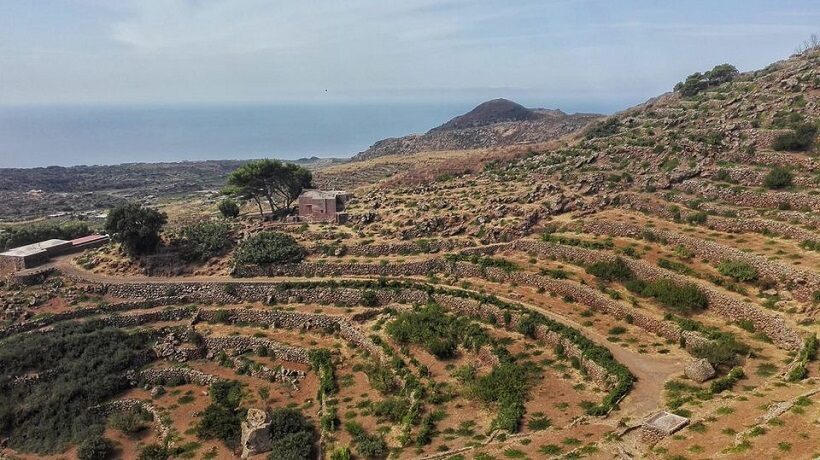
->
[0, 49, 819, 460]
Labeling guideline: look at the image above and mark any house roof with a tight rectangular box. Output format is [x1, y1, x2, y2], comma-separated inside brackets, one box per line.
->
[1, 239, 70, 258]
[300, 189, 349, 200]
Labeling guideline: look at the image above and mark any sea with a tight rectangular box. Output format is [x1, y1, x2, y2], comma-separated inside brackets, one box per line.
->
[0, 103, 473, 168]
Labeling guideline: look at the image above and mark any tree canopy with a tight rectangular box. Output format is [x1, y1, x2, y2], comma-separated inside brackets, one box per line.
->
[224, 159, 312, 217]
[674, 63, 739, 97]
[105, 203, 167, 255]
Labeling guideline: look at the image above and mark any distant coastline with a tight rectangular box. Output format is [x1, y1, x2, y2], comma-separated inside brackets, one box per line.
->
[0, 103, 471, 168]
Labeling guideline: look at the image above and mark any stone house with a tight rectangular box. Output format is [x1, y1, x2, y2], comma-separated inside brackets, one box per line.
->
[0, 234, 110, 273]
[297, 190, 351, 223]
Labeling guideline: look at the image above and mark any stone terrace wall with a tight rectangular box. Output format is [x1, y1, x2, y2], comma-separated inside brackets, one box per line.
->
[92, 399, 172, 442]
[619, 193, 820, 245]
[201, 334, 310, 364]
[675, 178, 820, 212]
[0, 296, 192, 339]
[196, 307, 385, 362]
[582, 219, 820, 304]
[555, 224, 806, 350]
[135, 367, 221, 386]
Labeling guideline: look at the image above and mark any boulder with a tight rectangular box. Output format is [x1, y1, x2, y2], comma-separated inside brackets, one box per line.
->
[241, 408, 273, 459]
[684, 358, 716, 383]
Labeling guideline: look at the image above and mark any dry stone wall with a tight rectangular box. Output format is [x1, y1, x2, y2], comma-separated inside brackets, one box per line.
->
[675, 178, 820, 212]
[92, 399, 172, 443]
[619, 193, 820, 245]
[582, 219, 820, 305]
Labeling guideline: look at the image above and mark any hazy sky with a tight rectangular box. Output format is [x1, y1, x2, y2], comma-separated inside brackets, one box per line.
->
[1, 0, 817, 112]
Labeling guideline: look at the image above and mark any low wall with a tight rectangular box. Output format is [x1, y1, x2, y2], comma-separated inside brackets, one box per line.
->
[582, 218, 820, 304]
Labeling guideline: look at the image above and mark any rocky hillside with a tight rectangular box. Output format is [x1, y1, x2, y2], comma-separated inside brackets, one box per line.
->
[352, 98, 601, 160]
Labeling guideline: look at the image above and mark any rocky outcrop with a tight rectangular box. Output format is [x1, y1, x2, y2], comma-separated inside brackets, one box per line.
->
[684, 358, 716, 383]
[240, 409, 273, 459]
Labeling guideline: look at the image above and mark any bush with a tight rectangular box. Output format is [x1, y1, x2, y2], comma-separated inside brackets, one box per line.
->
[709, 367, 744, 394]
[218, 198, 240, 219]
[176, 220, 232, 262]
[717, 260, 758, 282]
[77, 436, 114, 460]
[465, 362, 530, 432]
[195, 381, 245, 449]
[586, 257, 633, 282]
[109, 406, 152, 434]
[585, 118, 621, 139]
[0, 220, 92, 251]
[386, 304, 489, 359]
[105, 203, 167, 255]
[674, 64, 738, 97]
[763, 167, 794, 189]
[627, 279, 708, 314]
[137, 444, 171, 460]
[233, 231, 306, 266]
[266, 408, 314, 460]
[686, 212, 708, 224]
[772, 122, 817, 151]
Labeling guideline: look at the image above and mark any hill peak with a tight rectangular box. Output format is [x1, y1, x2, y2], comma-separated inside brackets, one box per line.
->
[430, 98, 547, 132]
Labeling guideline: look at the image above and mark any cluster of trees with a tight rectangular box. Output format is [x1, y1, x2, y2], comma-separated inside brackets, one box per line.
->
[224, 159, 312, 217]
[458, 360, 531, 433]
[0, 220, 91, 250]
[674, 63, 739, 97]
[233, 231, 306, 266]
[0, 321, 151, 454]
[266, 408, 316, 460]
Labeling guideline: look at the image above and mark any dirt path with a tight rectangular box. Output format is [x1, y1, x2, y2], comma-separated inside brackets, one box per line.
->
[489, 291, 683, 419]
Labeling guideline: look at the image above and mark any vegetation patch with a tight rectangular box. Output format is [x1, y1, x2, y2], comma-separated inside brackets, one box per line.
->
[0, 321, 151, 454]
[233, 231, 306, 266]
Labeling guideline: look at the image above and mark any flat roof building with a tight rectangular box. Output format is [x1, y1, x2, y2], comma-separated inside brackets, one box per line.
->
[297, 190, 351, 224]
[0, 234, 110, 274]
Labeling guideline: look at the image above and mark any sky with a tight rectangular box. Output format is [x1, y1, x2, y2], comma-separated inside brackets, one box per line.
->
[0, 0, 817, 113]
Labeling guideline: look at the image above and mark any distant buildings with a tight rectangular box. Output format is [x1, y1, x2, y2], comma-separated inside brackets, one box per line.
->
[297, 190, 351, 224]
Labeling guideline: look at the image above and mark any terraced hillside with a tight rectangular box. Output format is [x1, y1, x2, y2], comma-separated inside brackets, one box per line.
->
[0, 49, 819, 460]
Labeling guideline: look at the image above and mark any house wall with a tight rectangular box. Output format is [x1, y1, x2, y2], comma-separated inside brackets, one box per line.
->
[298, 196, 340, 222]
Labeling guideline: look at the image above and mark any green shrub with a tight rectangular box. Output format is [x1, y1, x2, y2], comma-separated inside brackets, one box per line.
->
[763, 167, 794, 189]
[218, 198, 240, 219]
[674, 64, 738, 97]
[105, 202, 167, 255]
[772, 122, 817, 151]
[627, 279, 707, 314]
[176, 220, 232, 262]
[717, 260, 758, 282]
[386, 304, 489, 359]
[195, 381, 245, 449]
[585, 118, 621, 139]
[709, 367, 744, 394]
[266, 408, 314, 460]
[686, 212, 708, 224]
[109, 406, 153, 434]
[77, 436, 114, 460]
[464, 362, 530, 432]
[233, 231, 306, 266]
[586, 257, 633, 282]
